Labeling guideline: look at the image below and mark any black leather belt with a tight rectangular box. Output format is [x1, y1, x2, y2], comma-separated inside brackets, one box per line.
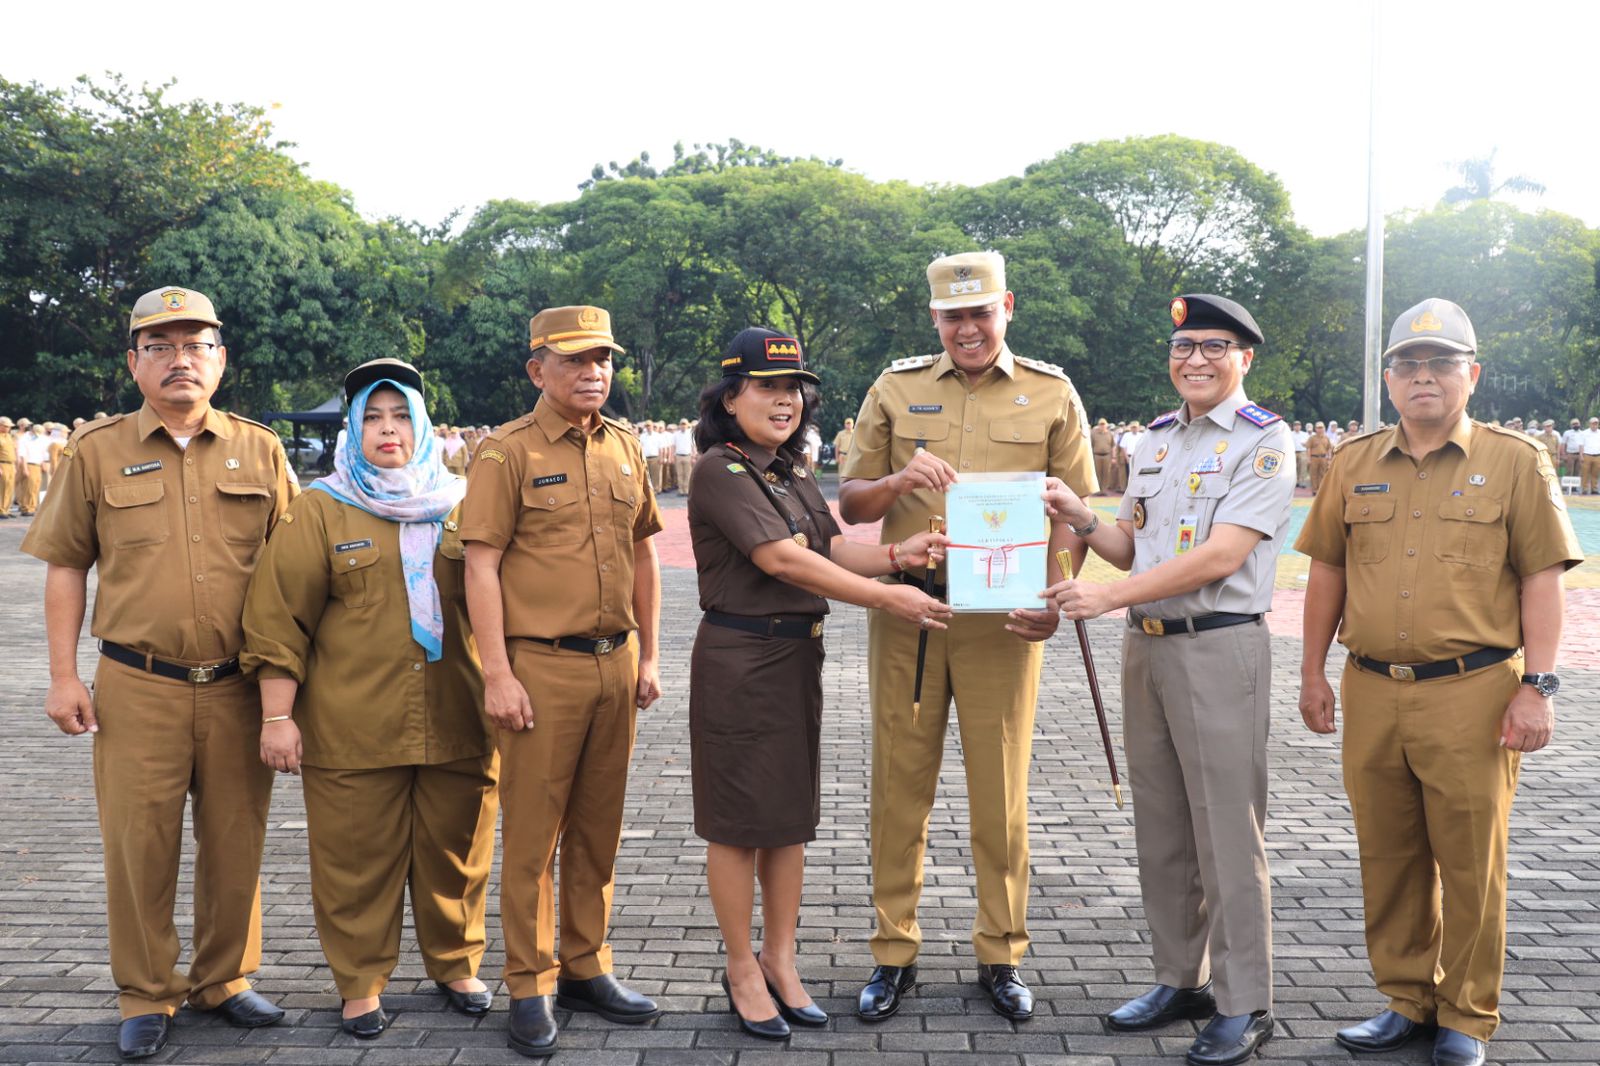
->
[705, 610, 824, 640]
[522, 631, 630, 655]
[1352, 646, 1516, 682]
[99, 640, 241, 684]
[1128, 612, 1262, 637]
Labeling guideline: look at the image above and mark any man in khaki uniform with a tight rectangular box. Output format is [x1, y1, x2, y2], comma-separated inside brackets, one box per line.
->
[15, 419, 46, 515]
[840, 251, 1097, 1022]
[1307, 421, 1333, 493]
[1536, 420, 1562, 466]
[1091, 417, 1115, 492]
[1045, 295, 1293, 1066]
[671, 418, 695, 493]
[461, 305, 664, 1058]
[832, 417, 856, 470]
[0, 417, 15, 518]
[21, 287, 294, 1061]
[1297, 299, 1582, 1066]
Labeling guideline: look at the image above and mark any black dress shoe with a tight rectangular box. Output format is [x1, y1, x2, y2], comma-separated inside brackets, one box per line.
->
[1336, 1009, 1432, 1053]
[340, 1003, 389, 1040]
[857, 963, 916, 1021]
[1432, 1027, 1487, 1066]
[1105, 981, 1217, 1031]
[756, 953, 827, 1027]
[437, 980, 493, 1016]
[722, 974, 791, 1040]
[977, 963, 1034, 1021]
[1186, 1010, 1273, 1066]
[212, 988, 285, 1028]
[118, 1014, 172, 1060]
[555, 973, 660, 1024]
[507, 995, 558, 1058]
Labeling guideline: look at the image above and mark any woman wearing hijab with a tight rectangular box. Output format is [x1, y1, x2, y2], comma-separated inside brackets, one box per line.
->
[688, 328, 951, 1039]
[243, 358, 497, 1039]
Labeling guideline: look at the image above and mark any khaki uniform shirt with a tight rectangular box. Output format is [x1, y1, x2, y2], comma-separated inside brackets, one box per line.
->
[1537, 430, 1562, 457]
[832, 429, 854, 457]
[459, 398, 663, 639]
[843, 345, 1098, 546]
[240, 491, 490, 770]
[1091, 424, 1115, 456]
[0, 433, 14, 466]
[21, 403, 292, 662]
[1295, 419, 1583, 662]
[1117, 389, 1296, 617]
[690, 442, 842, 616]
[1307, 433, 1333, 459]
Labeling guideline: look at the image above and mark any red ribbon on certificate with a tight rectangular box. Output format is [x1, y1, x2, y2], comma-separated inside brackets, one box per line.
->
[945, 540, 1048, 588]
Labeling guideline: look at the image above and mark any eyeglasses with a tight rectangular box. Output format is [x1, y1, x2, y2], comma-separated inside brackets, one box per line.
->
[135, 342, 219, 363]
[1386, 355, 1471, 378]
[1168, 339, 1245, 361]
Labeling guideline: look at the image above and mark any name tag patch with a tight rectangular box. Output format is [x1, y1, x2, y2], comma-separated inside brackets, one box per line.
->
[121, 460, 163, 476]
[1138, 466, 1164, 475]
[1353, 483, 1390, 495]
[909, 404, 943, 414]
[532, 473, 568, 488]
[334, 539, 373, 553]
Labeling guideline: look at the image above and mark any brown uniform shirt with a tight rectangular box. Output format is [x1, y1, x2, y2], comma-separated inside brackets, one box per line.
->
[459, 398, 662, 639]
[1295, 418, 1583, 663]
[843, 346, 1098, 545]
[1307, 433, 1333, 459]
[689, 442, 843, 616]
[0, 432, 14, 466]
[1091, 423, 1114, 456]
[240, 491, 490, 770]
[20, 403, 292, 662]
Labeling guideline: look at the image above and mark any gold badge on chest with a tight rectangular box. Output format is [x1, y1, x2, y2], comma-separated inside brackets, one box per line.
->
[792, 532, 809, 548]
[1133, 501, 1147, 529]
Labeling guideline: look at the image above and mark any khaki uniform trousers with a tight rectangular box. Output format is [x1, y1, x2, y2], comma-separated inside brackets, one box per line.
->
[0, 462, 13, 514]
[1341, 657, 1522, 1041]
[499, 637, 639, 997]
[301, 753, 500, 999]
[1581, 454, 1600, 494]
[646, 456, 666, 493]
[867, 608, 1040, 966]
[1295, 451, 1309, 487]
[674, 456, 693, 495]
[17, 462, 40, 514]
[1093, 453, 1113, 492]
[1309, 457, 1332, 494]
[91, 657, 274, 1018]
[1122, 620, 1274, 1015]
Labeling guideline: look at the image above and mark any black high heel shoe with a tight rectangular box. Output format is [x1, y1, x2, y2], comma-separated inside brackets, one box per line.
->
[757, 953, 829, 1027]
[721, 974, 790, 1041]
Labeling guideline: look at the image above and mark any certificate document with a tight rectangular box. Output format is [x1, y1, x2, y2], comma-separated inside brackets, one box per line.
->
[944, 472, 1050, 612]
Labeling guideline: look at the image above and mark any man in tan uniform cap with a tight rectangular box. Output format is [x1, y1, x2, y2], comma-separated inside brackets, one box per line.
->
[1297, 298, 1582, 1066]
[21, 287, 294, 1060]
[840, 251, 1097, 1022]
[832, 417, 856, 470]
[0, 417, 15, 518]
[461, 304, 664, 1058]
[1307, 422, 1333, 493]
[1090, 418, 1115, 493]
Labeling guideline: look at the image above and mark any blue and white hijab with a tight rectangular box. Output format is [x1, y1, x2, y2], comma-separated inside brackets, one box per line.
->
[309, 379, 465, 662]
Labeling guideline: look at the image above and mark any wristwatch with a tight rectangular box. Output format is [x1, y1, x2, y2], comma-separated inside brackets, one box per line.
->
[1068, 513, 1100, 537]
[1521, 672, 1561, 697]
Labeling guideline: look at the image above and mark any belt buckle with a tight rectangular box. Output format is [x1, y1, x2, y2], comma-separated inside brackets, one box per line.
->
[187, 665, 215, 684]
[810, 621, 824, 638]
[593, 637, 615, 655]
[1388, 664, 1416, 682]
[1141, 617, 1165, 636]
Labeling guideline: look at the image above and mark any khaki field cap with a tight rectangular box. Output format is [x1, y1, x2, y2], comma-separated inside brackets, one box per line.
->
[1384, 298, 1477, 359]
[927, 251, 1006, 310]
[128, 286, 222, 340]
[528, 305, 626, 356]
[0, 416, 12, 428]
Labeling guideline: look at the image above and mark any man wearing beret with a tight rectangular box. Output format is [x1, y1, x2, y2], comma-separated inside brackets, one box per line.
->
[1044, 294, 1294, 1065]
[1297, 299, 1582, 1066]
[461, 305, 663, 1058]
[21, 287, 294, 1060]
[840, 251, 1098, 1022]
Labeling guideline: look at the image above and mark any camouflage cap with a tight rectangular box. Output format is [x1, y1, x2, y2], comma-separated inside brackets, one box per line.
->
[129, 287, 222, 340]
[1384, 298, 1476, 359]
[927, 252, 1006, 310]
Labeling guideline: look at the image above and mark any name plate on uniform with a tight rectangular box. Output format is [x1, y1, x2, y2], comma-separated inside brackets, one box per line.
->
[944, 472, 1049, 613]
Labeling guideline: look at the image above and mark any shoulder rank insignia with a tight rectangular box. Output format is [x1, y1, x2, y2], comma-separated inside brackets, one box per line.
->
[1236, 403, 1282, 428]
[886, 354, 937, 374]
[477, 448, 506, 464]
[1014, 355, 1069, 381]
[1148, 410, 1180, 430]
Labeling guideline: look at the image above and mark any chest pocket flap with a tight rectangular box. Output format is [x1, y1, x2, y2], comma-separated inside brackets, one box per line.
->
[1438, 497, 1502, 524]
[989, 419, 1047, 444]
[1188, 476, 1232, 501]
[216, 481, 273, 544]
[1127, 475, 1165, 499]
[891, 419, 951, 443]
[104, 481, 168, 548]
[1343, 497, 1396, 524]
[331, 544, 385, 608]
[105, 481, 166, 508]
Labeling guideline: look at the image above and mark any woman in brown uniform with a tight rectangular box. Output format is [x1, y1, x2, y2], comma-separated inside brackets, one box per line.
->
[689, 328, 951, 1039]
[243, 359, 497, 1039]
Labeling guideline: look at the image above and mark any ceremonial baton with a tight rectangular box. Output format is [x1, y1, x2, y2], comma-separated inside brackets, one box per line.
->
[911, 515, 944, 724]
[1055, 548, 1123, 809]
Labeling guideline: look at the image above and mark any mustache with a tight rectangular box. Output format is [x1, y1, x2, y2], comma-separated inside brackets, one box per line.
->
[161, 372, 200, 386]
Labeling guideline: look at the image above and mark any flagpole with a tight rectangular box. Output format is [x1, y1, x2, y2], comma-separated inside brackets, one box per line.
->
[1362, 0, 1384, 430]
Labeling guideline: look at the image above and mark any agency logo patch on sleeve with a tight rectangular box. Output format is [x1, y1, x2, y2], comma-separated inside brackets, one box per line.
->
[1252, 448, 1285, 478]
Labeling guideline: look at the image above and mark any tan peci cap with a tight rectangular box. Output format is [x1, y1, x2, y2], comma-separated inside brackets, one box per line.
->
[528, 305, 626, 356]
[1384, 298, 1476, 359]
[927, 251, 1007, 310]
[0, 417, 12, 428]
[128, 287, 223, 339]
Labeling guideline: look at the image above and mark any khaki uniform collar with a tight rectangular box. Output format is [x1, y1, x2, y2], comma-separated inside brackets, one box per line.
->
[532, 397, 606, 443]
[932, 344, 1016, 382]
[136, 401, 232, 442]
[1387, 415, 1474, 460]
[1177, 387, 1250, 431]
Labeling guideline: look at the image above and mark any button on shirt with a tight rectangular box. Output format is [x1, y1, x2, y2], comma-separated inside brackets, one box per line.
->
[20, 404, 293, 662]
[1117, 389, 1296, 617]
[459, 399, 662, 639]
[1295, 419, 1583, 663]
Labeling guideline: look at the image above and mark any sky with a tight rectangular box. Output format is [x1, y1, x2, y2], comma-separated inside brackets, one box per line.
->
[3, 0, 1593, 237]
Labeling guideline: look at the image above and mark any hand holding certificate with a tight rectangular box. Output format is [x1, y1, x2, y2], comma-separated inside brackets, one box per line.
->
[944, 472, 1050, 612]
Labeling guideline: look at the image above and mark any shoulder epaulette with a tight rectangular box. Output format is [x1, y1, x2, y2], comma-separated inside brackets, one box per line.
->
[1482, 421, 1545, 450]
[63, 413, 126, 456]
[1332, 426, 1385, 451]
[1013, 356, 1069, 382]
[600, 413, 633, 433]
[885, 354, 937, 374]
[225, 411, 278, 435]
[1147, 410, 1180, 429]
[1236, 403, 1282, 428]
[487, 412, 537, 442]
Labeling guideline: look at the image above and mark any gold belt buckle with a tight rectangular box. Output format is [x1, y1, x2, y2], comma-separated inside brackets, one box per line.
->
[187, 665, 216, 684]
[593, 637, 615, 655]
[1388, 664, 1416, 682]
[810, 621, 824, 638]
[1141, 617, 1165, 636]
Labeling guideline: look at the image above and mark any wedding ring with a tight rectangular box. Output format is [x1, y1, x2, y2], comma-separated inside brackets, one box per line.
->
[920, 617, 931, 628]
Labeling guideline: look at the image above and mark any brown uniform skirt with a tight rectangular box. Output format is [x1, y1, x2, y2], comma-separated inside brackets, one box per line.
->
[689, 618, 825, 848]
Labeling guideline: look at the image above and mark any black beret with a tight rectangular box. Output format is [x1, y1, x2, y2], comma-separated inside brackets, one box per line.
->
[1169, 294, 1264, 345]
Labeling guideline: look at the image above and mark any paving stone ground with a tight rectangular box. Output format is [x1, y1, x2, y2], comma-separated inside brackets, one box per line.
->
[0, 487, 1595, 1066]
